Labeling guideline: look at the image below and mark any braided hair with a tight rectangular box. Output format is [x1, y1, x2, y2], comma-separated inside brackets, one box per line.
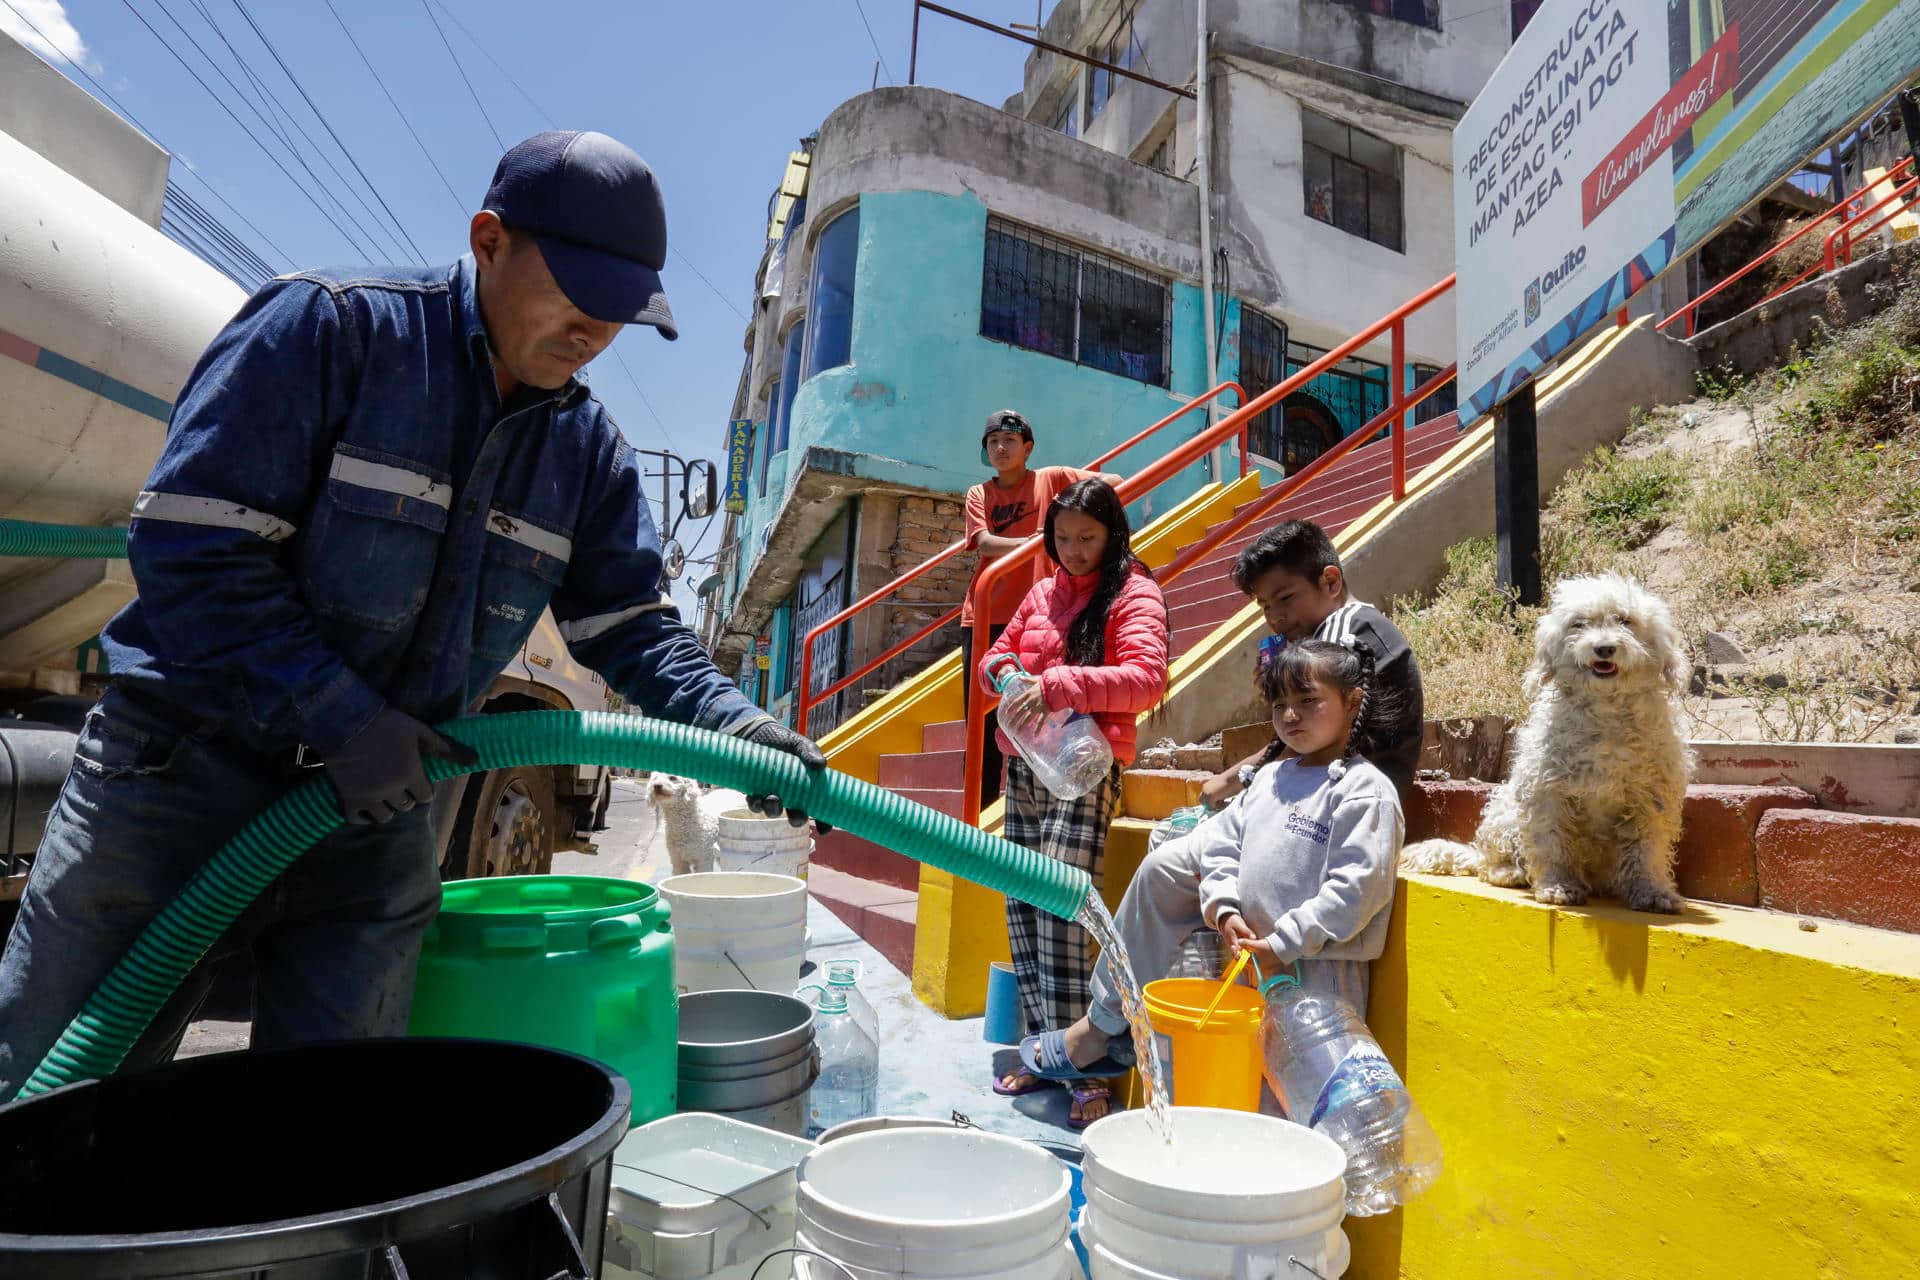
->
[1258, 638, 1394, 763]
[1043, 479, 1157, 666]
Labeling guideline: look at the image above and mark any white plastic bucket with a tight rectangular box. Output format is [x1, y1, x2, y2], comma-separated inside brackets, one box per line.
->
[794, 1128, 1076, 1279]
[716, 809, 814, 879]
[659, 872, 808, 994]
[604, 1112, 815, 1280]
[815, 1114, 967, 1144]
[1078, 1107, 1350, 1279]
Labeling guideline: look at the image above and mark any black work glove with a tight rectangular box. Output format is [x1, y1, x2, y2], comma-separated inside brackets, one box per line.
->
[324, 707, 479, 826]
[733, 717, 832, 832]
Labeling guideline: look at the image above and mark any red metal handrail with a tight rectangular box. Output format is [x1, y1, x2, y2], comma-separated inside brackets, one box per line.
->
[1824, 170, 1920, 271]
[1658, 156, 1916, 338]
[1737, 170, 1920, 323]
[1152, 363, 1457, 590]
[961, 274, 1457, 824]
[795, 380, 1247, 735]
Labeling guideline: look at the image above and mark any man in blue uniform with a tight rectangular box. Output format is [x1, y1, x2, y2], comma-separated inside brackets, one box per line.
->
[0, 131, 822, 1097]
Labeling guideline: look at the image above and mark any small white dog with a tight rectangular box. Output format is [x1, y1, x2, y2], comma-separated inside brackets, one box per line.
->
[1403, 574, 1694, 913]
[647, 774, 725, 876]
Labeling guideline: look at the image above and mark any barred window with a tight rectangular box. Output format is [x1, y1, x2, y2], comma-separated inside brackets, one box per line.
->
[1303, 111, 1403, 253]
[981, 218, 1170, 387]
[1411, 362, 1459, 425]
[1239, 309, 1287, 463]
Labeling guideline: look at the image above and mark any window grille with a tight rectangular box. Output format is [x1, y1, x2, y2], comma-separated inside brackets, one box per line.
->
[981, 218, 1170, 387]
[1239, 309, 1287, 462]
[1302, 111, 1404, 253]
[1285, 337, 1390, 436]
[1411, 363, 1459, 425]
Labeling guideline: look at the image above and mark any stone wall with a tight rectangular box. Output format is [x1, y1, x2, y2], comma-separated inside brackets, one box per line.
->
[835, 491, 975, 725]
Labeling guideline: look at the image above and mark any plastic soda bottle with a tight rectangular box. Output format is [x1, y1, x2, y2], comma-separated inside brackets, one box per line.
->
[804, 983, 878, 1138]
[983, 654, 1113, 799]
[1257, 964, 1443, 1216]
[824, 959, 879, 1049]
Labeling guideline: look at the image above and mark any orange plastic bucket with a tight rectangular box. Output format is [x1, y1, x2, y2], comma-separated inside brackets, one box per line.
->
[1141, 976, 1265, 1111]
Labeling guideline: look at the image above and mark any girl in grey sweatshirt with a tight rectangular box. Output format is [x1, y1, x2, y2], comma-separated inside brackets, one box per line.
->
[1200, 640, 1407, 1014]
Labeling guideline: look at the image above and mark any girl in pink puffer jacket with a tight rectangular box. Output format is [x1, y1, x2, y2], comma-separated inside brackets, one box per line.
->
[982, 479, 1168, 1126]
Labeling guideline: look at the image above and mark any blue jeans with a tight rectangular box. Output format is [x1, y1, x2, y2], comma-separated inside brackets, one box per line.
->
[0, 687, 443, 1099]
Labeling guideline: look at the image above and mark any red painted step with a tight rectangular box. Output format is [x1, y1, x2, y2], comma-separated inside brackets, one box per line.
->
[808, 863, 917, 976]
[923, 719, 967, 753]
[812, 826, 923, 892]
[878, 749, 967, 792]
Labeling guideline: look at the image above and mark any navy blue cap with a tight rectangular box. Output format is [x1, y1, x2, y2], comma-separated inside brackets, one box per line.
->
[482, 130, 677, 339]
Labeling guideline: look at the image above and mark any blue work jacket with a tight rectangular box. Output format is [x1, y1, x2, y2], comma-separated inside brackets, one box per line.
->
[101, 256, 761, 753]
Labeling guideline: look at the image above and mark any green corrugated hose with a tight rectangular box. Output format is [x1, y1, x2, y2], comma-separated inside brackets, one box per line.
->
[17, 710, 1091, 1099]
[0, 518, 130, 559]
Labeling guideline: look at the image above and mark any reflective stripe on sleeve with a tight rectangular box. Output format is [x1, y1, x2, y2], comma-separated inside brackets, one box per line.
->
[131, 490, 297, 543]
[559, 599, 678, 645]
[485, 509, 573, 562]
[328, 453, 452, 509]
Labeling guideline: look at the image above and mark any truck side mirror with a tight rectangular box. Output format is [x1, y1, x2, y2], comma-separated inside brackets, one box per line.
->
[685, 460, 718, 521]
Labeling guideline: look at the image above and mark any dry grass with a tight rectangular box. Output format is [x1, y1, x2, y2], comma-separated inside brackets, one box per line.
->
[1394, 283, 1920, 742]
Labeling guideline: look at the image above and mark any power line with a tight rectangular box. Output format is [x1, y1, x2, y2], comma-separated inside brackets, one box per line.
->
[416, 0, 749, 323]
[228, 0, 430, 262]
[426, 0, 548, 125]
[418, 0, 504, 149]
[321, 0, 469, 220]
[852, 0, 895, 84]
[611, 344, 669, 436]
[181, 0, 408, 260]
[117, 0, 384, 259]
[147, 0, 407, 262]
[0, 0, 290, 272]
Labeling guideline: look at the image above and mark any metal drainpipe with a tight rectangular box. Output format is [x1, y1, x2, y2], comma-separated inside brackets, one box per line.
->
[1197, 5, 1222, 481]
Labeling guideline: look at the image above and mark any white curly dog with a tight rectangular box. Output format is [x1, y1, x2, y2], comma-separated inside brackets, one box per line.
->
[1403, 574, 1694, 913]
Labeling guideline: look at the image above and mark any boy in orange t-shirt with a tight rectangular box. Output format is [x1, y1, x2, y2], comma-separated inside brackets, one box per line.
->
[960, 408, 1119, 805]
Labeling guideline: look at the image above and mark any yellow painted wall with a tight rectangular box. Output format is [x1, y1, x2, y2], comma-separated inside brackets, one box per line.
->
[1348, 875, 1920, 1278]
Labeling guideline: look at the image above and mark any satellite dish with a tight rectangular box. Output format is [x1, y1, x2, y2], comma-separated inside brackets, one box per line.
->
[662, 539, 687, 581]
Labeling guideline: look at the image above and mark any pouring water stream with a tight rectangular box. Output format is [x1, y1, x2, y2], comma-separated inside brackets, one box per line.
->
[1077, 889, 1173, 1143]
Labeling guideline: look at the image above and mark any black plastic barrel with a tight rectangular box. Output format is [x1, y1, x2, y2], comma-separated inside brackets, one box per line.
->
[0, 1038, 630, 1278]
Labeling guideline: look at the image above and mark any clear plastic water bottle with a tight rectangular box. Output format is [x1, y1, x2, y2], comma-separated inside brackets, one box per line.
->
[984, 654, 1114, 799]
[1257, 966, 1443, 1216]
[1167, 929, 1225, 980]
[825, 959, 879, 1049]
[1148, 804, 1209, 852]
[804, 984, 878, 1139]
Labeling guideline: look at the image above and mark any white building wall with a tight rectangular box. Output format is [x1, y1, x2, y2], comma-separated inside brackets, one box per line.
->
[1214, 65, 1456, 362]
[1214, 0, 1509, 107]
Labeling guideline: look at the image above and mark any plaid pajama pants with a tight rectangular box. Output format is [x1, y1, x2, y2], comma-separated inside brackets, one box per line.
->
[1002, 755, 1124, 1038]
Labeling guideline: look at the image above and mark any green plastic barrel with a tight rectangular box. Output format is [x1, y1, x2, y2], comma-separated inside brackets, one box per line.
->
[409, 876, 677, 1127]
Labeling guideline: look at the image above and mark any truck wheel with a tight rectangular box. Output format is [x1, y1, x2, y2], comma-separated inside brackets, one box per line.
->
[448, 766, 555, 879]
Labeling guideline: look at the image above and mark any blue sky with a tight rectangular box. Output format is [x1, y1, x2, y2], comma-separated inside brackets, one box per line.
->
[3, 0, 1043, 570]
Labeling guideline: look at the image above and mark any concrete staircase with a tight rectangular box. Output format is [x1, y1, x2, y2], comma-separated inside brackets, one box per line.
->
[1161, 413, 1460, 658]
[810, 418, 1471, 962]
